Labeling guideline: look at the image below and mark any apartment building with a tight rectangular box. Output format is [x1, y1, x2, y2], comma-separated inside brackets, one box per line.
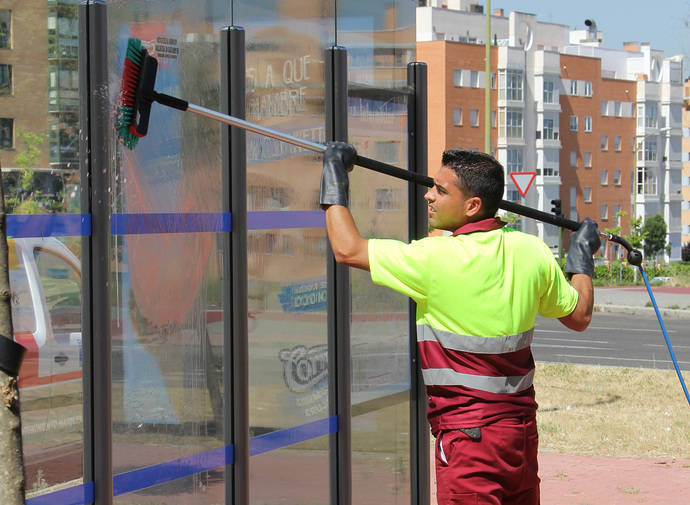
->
[417, 3, 685, 260]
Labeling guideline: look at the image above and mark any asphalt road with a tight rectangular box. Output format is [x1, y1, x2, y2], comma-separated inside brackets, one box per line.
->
[533, 312, 690, 371]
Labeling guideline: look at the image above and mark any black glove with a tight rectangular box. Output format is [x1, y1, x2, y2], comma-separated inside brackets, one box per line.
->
[320, 141, 357, 209]
[565, 217, 601, 277]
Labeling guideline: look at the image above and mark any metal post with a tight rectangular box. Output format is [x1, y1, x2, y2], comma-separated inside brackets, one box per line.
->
[78, 1, 111, 504]
[407, 62, 430, 505]
[220, 26, 248, 505]
[326, 45, 351, 505]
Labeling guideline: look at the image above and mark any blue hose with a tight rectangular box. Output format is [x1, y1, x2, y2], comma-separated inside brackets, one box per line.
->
[639, 266, 690, 405]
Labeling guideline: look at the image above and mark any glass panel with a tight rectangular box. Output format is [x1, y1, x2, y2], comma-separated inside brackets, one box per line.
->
[0, 0, 85, 498]
[235, 1, 333, 503]
[340, 1, 415, 504]
[108, 1, 228, 503]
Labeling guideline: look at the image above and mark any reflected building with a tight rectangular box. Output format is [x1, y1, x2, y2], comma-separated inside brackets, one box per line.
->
[0, 0, 79, 207]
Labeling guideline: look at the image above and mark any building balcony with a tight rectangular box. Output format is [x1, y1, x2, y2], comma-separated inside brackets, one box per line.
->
[536, 101, 561, 113]
[533, 50, 560, 76]
[536, 137, 561, 150]
[637, 80, 660, 101]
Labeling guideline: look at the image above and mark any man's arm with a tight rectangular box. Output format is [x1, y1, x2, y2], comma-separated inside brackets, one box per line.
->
[325, 205, 370, 271]
[319, 142, 370, 271]
[558, 273, 593, 331]
[557, 217, 600, 332]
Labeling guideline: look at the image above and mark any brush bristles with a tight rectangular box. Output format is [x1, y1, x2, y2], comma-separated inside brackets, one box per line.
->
[116, 37, 146, 150]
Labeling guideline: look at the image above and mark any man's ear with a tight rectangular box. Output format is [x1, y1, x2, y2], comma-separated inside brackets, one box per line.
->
[465, 196, 483, 217]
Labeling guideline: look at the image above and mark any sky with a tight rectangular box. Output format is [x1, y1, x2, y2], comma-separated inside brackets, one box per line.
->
[499, 0, 690, 76]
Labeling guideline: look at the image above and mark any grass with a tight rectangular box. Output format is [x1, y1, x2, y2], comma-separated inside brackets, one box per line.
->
[535, 363, 690, 458]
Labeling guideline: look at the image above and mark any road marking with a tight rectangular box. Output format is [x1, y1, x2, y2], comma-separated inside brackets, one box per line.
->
[534, 335, 609, 344]
[555, 354, 690, 365]
[533, 344, 615, 350]
[587, 325, 676, 333]
[643, 343, 690, 350]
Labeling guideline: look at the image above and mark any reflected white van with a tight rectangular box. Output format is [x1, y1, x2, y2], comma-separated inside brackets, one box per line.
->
[9, 237, 82, 388]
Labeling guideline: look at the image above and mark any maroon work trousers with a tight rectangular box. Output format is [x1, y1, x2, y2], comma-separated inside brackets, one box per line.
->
[435, 416, 539, 505]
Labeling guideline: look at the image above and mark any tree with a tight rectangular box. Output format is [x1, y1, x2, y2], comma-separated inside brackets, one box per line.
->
[624, 215, 646, 251]
[0, 163, 26, 504]
[642, 214, 667, 261]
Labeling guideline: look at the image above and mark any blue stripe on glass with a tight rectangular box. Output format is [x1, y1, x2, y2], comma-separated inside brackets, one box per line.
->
[24, 416, 336, 504]
[250, 415, 337, 456]
[7, 214, 91, 238]
[110, 212, 232, 235]
[26, 480, 94, 505]
[248, 210, 325, 230]
[113, 444, 233, 497]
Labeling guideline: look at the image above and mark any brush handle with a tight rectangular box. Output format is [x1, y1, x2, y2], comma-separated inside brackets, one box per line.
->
[153, 91, 189, 112]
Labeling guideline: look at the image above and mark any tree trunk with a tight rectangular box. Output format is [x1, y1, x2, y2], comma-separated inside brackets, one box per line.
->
[0, 165, 26, 504]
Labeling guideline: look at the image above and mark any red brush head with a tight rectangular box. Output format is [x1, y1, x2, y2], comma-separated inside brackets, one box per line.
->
[119, 57, 141, 108]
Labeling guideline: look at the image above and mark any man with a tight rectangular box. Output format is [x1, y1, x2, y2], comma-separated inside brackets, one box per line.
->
[320, 142, 600, 505]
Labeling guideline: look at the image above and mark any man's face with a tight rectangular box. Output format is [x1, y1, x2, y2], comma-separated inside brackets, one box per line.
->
[424, 165, 476, 231]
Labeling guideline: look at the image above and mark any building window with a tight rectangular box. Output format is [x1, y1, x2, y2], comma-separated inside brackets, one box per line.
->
[506, 110, 523, 138]
[614, 169, 621, 185]
[584, 81, 593, 96]
[453, 69, 462, 87]
[570, 151, 577, 167]
[375, 189, 401, 210]
[0, 10, 9, 49]
[631, 136, 635, 152]
[600, 204, 608, 220]
[470, 109, 479, 127]
[601, 135, 608, 151]
[636, 167, 657, 195]
[499, 70, 523, 101]
[601, 100, 608, 115]
[615, 102, 622, 117]
[614, 204, 621, 225]
[490, 72, 496, 89]
[507, 149, 523, 172]
[570, 80, 578, 95]
[584, 187, 592, 202]
[0, 118, 12, 149]
[569, 115, 578, 131]
[614, 135, 621, 151]
[584, 151, 592, 167]
[0, 64, 10, 95]
[543, 118, 555, 139]
[470, 70, 479, 88]
[645, 103, 658, 128]
[543, 80, 554, 103]
[584, 116, 592, 132]
[491, 110, 496, 128]
[637, 104, 644, 128]
[638, 139, 657, 162]
[453, 108, 462, 126]
[600, 169, 608, 185]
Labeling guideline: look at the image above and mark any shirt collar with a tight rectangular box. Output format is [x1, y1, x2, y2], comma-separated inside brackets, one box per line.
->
[452, 217, 506, 236]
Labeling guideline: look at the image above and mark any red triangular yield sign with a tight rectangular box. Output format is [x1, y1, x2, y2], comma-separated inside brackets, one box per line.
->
[509, 171, 537, 197]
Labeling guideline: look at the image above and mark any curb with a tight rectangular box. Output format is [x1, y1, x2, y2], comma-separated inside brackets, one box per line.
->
[593, 304, 690, 319]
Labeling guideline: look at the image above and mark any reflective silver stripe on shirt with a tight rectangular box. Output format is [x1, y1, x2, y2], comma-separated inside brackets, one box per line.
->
[417, 324, 534, 354]
[422, 368, 535, 394]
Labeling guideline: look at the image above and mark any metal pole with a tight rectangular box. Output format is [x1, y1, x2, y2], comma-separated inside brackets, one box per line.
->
[79, 1, 111, 503]
[220, 25, 249, 505]
[484, 0, 491, 154]
[407, 62, 430, 505]
[326, 45, 352, 505]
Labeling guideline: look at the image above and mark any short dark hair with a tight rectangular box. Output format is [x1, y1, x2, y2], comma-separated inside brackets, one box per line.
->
[441, 149, 504, 218]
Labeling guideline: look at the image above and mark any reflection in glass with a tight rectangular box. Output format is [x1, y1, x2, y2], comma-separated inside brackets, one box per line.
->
[340, 1, 415, 503]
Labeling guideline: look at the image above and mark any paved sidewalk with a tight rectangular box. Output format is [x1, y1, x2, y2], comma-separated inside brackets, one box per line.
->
[594, 286, 690, 319]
